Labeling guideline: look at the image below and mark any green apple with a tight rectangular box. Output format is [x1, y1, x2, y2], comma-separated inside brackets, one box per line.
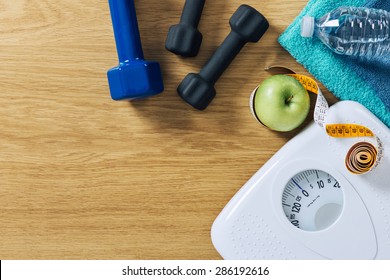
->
[252, 75, 310, 132]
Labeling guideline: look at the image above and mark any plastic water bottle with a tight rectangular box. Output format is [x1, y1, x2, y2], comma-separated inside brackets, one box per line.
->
[300, 6, 390, 57]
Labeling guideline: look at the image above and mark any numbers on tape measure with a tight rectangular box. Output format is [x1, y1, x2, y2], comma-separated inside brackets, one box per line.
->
[326, 124, 375, 138]
[288, 74, 319, 94]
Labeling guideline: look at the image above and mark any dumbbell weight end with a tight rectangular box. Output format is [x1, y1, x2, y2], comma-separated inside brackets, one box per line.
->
[165, 0, 206, 57]
[107, 0, 164, 101]
[178, 73, 216, 110]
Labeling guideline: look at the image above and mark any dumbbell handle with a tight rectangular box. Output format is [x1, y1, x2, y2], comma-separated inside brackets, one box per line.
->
[199, 32, 246, 85]
[108, 0, 144, 62]
[180, 0, 205, 27]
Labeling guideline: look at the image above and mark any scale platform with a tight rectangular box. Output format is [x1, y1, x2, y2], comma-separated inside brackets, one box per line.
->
[211, 101, 390, 260]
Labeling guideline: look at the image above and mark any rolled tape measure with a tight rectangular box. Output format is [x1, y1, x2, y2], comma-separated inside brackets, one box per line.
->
[288, 73, 383, 175]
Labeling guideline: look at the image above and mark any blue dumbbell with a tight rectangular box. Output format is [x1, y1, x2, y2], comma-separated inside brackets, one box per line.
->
[107, 0, 164, 100]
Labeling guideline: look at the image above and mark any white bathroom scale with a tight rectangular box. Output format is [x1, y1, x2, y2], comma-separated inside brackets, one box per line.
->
[211, 101, 390, 259]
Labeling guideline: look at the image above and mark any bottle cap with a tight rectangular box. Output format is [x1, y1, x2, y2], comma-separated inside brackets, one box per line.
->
[301, 16, 314, 37]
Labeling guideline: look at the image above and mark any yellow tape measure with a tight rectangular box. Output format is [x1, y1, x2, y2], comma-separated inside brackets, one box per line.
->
[325, 124, 374, 138]
[288, 74, 383, 175]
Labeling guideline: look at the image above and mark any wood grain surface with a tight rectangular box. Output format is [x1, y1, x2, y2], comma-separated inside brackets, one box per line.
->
[0, 0, 338, 259]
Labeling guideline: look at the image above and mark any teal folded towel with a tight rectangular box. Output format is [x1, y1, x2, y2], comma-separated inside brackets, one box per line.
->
[356, 0, 390, 113]
[278, 0, 390, 128]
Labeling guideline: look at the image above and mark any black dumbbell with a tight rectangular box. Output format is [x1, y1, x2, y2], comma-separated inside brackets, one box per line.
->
[177, 4, 269, 110]
[165, 0, 206, 57]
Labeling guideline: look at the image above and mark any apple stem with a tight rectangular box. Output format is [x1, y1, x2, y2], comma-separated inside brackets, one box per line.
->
[286, 95, 294, 104]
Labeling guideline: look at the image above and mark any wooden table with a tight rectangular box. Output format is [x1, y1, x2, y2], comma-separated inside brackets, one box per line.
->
[0, 0, 337, 259]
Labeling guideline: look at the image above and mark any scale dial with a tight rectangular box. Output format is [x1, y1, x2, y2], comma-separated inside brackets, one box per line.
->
[282, 169, 344, 231]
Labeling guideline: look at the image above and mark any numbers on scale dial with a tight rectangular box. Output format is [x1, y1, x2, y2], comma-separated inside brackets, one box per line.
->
[282, 169, 343, 231]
